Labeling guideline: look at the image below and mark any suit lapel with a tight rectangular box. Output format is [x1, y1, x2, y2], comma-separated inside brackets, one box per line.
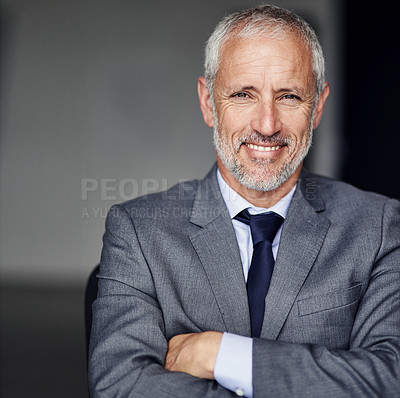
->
[189, 166, 251, 336]
[261, 172, 331, 339]
[188, 167, 331, 339]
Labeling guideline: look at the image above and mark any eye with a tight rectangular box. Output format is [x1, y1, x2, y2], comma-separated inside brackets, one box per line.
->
[231, 92, 250, 99]
[281, 94, 301, 101]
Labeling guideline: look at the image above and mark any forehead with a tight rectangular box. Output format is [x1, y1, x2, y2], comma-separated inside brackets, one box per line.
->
[217, 34, 313, 88]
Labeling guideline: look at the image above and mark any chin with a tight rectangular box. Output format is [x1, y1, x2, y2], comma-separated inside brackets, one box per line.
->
[234, 161, 299, 192]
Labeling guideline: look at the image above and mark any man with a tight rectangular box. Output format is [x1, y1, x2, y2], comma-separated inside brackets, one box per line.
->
[88, 5, 400, 397]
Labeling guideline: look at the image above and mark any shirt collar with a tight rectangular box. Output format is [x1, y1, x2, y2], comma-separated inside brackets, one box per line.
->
[217, 169, 296, 220]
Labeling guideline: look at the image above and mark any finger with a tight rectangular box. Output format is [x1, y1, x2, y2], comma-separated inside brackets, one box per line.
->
[164, 351, 175, 370]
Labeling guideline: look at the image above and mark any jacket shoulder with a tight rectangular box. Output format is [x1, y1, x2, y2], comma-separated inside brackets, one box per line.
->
[303, 173, 397, 215]
[109, 178, 200, 223]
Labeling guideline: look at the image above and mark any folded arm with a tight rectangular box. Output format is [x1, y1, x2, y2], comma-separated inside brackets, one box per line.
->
[167, 199, 400, 397]
[88, 205, 236, 398]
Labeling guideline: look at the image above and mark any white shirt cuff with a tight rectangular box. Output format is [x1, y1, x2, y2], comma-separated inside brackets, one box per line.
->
[214, 332, 253, 398]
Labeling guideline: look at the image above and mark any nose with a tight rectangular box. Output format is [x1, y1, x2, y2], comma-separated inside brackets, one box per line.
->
[250, 100, 281, 137]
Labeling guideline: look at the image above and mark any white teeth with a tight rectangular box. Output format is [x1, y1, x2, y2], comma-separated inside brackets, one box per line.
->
[246, 143, 281, 152]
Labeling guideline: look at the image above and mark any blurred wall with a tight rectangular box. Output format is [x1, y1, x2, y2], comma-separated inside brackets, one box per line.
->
[0, 0, 344, 285]
[342, 3, 400, 199]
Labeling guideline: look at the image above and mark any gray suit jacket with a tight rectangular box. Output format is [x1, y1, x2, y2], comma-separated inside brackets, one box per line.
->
[88, 165, 400, 397]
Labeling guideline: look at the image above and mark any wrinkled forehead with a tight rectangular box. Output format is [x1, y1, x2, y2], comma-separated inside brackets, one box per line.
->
[217, 34, 314, 84]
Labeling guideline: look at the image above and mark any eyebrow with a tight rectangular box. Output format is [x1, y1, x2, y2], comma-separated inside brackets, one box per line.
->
[229, 84, 312, 98]
[232, 85, 306, 93]
[241, 85, 256, 91]
[230, 85, 256, 92]
[277, 87, 306, 94]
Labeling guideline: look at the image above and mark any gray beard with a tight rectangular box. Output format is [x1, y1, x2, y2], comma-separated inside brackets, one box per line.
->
[213, 123, 313, 192]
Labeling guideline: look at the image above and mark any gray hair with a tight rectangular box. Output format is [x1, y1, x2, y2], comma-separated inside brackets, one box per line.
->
[204, 4, 326, 102]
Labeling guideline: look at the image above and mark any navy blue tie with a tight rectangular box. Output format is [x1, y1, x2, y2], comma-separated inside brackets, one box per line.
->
[235, 209, 284, 337]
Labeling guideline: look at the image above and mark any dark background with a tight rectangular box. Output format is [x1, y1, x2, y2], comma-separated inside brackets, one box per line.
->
[0, 1, 398, 397]
[343, 3, 400, 199]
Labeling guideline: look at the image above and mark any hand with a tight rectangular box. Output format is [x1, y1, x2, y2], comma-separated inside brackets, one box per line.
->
[165, 331, 223, 379]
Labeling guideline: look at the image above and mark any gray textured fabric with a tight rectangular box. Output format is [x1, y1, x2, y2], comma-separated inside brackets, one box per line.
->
[88, 164, 400, 397]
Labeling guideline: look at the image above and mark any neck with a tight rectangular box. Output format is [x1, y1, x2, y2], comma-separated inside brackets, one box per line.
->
[217, 159, 301, 208]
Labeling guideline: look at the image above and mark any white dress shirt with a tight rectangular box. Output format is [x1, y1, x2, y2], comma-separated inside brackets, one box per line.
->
[214, 170, 296, 397]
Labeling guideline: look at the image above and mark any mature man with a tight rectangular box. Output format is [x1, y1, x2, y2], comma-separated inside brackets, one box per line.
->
[89, 5, 400, 397]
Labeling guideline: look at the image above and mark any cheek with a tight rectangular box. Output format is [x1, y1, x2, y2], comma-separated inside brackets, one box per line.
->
[218, 105, 250, 137]
[283, 111, 312, 140]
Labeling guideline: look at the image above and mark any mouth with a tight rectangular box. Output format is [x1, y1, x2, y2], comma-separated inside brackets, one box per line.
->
[244, 143, 284, 153]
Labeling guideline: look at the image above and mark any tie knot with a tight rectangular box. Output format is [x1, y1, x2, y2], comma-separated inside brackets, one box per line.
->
[235, 209, 284, 245]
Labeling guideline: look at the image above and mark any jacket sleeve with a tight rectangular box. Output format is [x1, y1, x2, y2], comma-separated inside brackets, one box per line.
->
[88, 204, 236, 398]
[252, 198, 400, 398]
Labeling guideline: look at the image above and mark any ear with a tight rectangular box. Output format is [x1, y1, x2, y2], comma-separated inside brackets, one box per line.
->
[312, 81, 330, 129]
[197, 77, 214, 128]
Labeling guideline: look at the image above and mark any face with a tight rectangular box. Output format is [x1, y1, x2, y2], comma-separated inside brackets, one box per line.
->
[199, 34, 329, 195]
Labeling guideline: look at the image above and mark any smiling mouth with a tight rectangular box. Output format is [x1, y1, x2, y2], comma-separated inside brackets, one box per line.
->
[244, 143, 283, 152]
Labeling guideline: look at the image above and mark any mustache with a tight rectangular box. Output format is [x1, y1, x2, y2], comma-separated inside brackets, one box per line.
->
[234, 131, 292, 151]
